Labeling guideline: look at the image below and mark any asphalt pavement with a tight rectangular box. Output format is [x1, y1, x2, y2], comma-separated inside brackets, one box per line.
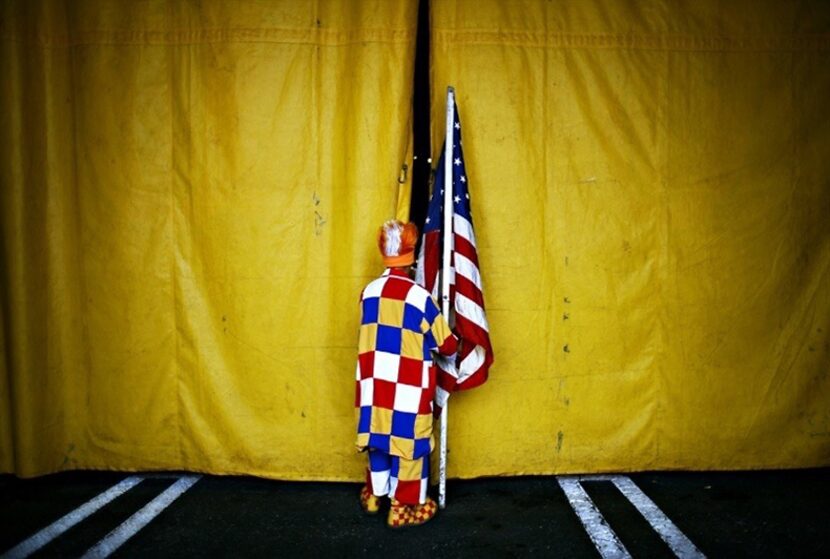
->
[1, 468, 828, 558]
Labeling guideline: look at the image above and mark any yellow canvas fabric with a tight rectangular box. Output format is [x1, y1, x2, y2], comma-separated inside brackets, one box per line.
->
[430, 0, 830, 477]
[0, 0, 417, 478]
[1, 0, 829, 480]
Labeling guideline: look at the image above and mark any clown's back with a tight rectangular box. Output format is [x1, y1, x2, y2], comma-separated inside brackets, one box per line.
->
[355, 268, 456, 459]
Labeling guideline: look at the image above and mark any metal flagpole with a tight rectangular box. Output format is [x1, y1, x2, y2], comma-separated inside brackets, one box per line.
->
[438, 86, 455, 510]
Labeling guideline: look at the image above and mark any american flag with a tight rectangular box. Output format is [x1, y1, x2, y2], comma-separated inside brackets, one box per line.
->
[415, 100, 493, 406]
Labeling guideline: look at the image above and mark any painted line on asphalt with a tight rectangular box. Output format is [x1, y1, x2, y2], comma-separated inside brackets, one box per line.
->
[0, 476, 145, 559]
[611, 476, 706, 559]
[80, 475, 201, 559]
[557, 477, 632, 559]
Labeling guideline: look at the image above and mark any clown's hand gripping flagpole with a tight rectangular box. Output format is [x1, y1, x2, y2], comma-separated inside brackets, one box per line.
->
[438, 86, 455, 510]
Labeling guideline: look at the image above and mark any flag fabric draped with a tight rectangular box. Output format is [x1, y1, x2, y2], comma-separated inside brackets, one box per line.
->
[415, 100, 493, 407]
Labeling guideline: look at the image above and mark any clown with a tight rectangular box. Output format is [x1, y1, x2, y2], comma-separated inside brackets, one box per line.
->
[355, 220, 457, 528]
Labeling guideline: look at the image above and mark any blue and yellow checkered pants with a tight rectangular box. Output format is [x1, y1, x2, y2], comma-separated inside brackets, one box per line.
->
[366, 449, 429, 505]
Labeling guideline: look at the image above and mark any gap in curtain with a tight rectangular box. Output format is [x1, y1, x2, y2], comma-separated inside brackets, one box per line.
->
[410, 0, 431, 242]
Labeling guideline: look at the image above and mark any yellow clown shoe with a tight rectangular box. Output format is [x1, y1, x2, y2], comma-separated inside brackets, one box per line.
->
[359, 485, 382, 515]
[386, 497, 437, 528]
[410, 497, 438, 526]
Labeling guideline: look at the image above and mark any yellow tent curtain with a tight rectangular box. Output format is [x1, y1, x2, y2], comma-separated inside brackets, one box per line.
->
[2, 0, 829, 480]
[0, 0, 417, 478]
[431, 0, 830, 476]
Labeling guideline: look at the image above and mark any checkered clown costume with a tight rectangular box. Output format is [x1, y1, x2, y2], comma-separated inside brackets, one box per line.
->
[356, 221, 457, 506]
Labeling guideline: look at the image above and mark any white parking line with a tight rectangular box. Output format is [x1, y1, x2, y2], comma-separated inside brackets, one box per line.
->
[0, 476, 144, 559]
[558, 477, 632, 559]
[612, 476, 706, 559]
[80, 475, 201, 559]
[561, 475, 706, 559]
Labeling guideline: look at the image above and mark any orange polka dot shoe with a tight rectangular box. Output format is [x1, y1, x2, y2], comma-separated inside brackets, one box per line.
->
[359, 485, 382, 515]
[386, 497, 437, 528]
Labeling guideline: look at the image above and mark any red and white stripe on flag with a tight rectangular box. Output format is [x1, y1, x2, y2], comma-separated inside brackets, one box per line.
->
[448, 212, 492, 391]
